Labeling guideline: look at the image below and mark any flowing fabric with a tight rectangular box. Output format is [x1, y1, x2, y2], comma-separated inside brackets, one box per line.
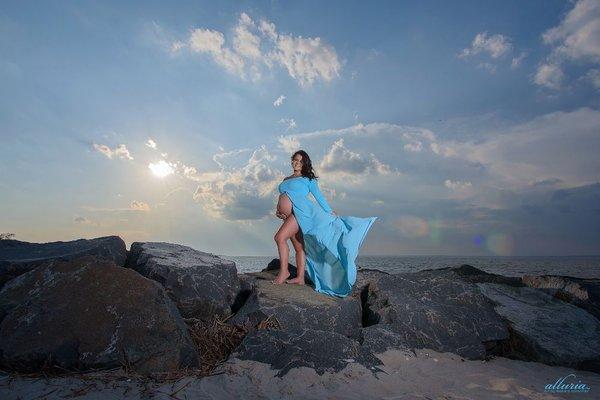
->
[278, 176, 377, 297]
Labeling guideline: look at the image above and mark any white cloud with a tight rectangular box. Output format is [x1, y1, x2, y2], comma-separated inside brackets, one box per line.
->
[279, 118, 297, 132]
[146, 138, 157, 149]
[130, 200, 151, 211]
[267, 33, 342, 87]
[533, 63, 565, 89]
[444, 179, 473, 190]
[212, 148, 254, 170]
[93, 143, 134, 160]
[233, 13, 262, 60]
[172, 12, 341, 87]
[511, 51, 528, 69]
[319, 138, 392, 178]
[187, 28, 246, 77]
[439, 107, 600, 188]
[273, 94, 286, 107]
[542, 0, 600, 63]
[192, 145, 281, 220]
[534, 0, 600, 89]
[277, 135, 300, 153]
[459, 31, 513, 59]
[403, 141, 423, 152]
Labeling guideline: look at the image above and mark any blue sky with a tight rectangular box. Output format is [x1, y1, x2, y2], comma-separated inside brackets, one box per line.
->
[1, 0, 599, 256]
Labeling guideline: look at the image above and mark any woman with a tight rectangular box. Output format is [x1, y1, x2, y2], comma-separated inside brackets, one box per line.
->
[273, 150, 378, 297]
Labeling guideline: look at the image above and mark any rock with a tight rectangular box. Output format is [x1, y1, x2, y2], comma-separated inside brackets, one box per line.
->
[522, 275, 600, 321]
[232, 328, 382, 377]
[438, 264, 523, 287]
[0, 236, 127, 289]
[261, 258, 313, 285]
[229, 275, 362, 339]
[476, 282, 600, 372]
[125, 242, 240, 320]
[351, 268, 389, 327]
[351, 268, 389, 298]
[0, 255, 198, 375]
[359, 325, 414, 356]
[231, 273, 257, 313]
[365, 269, 509, 359]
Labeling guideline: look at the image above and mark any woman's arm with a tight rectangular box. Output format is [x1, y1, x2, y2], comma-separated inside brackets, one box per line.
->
[309, 178, 334, 213]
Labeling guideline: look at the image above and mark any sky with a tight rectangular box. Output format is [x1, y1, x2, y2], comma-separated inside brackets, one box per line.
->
[1, 0, 599, 256]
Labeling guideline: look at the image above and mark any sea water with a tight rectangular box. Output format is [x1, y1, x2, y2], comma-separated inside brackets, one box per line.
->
[219, 255, 600, 279]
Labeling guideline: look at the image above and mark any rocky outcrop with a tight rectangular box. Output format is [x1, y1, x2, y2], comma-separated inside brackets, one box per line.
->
[522, 274, 600, 321]
[125, 242, 240, 320]
[365, 269, 509, 359]
[439, 264, 523, 287]
[476, 282, 600, 372]
[0, 255, 198, 375]
[232, 328, 383, 377]
[230, 270, 362, 339]
[0, 236, 127, 289]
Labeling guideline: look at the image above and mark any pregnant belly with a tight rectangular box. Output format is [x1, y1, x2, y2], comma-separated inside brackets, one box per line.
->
[277, 193, 293, 216]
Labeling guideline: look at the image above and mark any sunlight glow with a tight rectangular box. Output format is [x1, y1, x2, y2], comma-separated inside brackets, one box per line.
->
[148, 160, 175, 178]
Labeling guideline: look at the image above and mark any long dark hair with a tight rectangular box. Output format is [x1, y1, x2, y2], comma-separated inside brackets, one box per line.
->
[292, 150, 318, 180]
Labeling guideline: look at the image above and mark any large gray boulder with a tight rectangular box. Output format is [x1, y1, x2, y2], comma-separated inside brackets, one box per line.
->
[0, 236, 127, 288]
[365, 269, 509, 359]
[477, 282, 600, 372]
[0, 255, 198, 375]
[125, 242, 240, 320]
[521, 274, 600, 321]
[230, 271, 362, 339]
[232, 328, 382, 377]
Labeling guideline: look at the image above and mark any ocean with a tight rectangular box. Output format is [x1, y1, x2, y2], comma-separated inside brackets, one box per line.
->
[219, 255, 600, 279]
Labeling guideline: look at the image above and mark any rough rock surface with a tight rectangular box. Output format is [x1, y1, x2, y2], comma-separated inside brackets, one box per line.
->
[0, 236, 127, 288]
[232, 328, 383, 377]
[230, 271, 362, 339]
[125, 242, 240, 320]
[0, 255, 198, 375]
[477, 282, 600, 372]
[365, 269, 509, 359]
[359, 325, 415, 356]
[522, 274, 600, 320]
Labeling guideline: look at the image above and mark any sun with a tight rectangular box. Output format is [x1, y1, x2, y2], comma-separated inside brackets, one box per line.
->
[148, 160, 175, 178]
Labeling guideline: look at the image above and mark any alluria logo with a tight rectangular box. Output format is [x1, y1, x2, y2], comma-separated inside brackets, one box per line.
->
[544, 373, 590, 393]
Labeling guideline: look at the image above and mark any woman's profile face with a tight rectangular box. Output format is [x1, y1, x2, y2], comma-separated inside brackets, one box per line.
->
[291, 154, 303, 171]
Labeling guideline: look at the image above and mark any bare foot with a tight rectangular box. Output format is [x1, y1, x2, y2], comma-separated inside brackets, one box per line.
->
[286, 276, 305, 285]
[272, 270, 290, 284]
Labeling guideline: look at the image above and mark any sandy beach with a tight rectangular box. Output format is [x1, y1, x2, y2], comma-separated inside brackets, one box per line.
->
[2, 348, 598, 400]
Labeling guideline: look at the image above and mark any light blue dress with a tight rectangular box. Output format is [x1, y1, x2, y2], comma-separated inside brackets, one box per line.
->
[278, 176, 377, 297]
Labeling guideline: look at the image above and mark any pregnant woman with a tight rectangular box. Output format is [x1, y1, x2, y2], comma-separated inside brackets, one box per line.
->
[273, 150, 378, 297]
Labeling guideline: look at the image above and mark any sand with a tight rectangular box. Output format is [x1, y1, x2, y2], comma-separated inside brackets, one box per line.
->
[1, 348, 598, 399]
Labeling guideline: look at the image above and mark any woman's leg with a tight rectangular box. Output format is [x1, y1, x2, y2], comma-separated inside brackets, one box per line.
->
[272, 213, 300, 284]
[287, 229, 306, 284]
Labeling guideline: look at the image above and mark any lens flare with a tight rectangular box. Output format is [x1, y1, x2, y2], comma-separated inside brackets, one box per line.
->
[396, 215, 429, 238]
[472, 234, 485, 246]
[486, 233, 514, 256]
